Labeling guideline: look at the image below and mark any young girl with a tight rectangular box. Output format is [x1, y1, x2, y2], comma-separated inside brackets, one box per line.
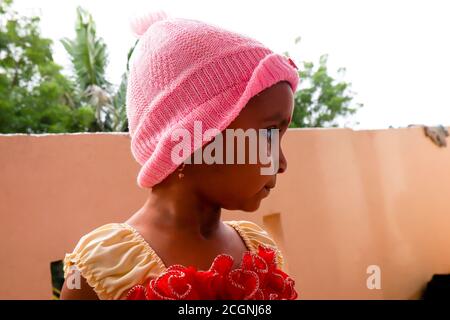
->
[61, 11, 299, 300]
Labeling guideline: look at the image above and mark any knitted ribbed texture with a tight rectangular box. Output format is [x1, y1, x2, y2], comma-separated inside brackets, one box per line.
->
[126, 13, 299, 188]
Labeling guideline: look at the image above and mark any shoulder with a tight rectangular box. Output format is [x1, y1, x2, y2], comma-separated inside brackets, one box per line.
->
[224, 220, 285, 270]
[63, 223, 165, 300]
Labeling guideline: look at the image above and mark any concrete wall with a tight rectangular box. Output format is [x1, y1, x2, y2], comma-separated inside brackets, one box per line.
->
[0, 127, 449, 299]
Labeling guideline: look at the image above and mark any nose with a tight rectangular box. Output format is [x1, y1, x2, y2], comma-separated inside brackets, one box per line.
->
[278, 148, 287, 174]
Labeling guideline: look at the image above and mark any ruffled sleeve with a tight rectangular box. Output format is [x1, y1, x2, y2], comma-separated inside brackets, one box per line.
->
[225, 220, 285, 271]
[63, 223, 166, 300]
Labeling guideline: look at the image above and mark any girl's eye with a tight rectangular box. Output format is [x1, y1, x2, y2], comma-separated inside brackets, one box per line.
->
[265, 127, 277, 141]
[263, 126, 277, 154]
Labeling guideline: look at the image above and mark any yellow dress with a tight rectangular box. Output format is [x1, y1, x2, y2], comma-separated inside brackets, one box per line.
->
[63, 220, 284, 300]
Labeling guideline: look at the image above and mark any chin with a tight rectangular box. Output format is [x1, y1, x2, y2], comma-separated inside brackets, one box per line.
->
[223, 202, 260, 212]
[240, 199, 262, 212]
[222, 192, 265, 212]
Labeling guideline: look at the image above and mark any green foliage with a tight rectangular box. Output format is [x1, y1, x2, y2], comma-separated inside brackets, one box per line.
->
[60, 6, 110, 131]
[290, 54, 362, 128]
[61, 6, 110, 91]
[102, 43, 137, 132]
[0, 0, 96, 133]
[61, 6, 131, 132]
[104, 72, 128, 132]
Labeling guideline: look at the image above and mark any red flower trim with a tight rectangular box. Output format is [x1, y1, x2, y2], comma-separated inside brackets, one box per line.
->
[126, 245, 298, 300]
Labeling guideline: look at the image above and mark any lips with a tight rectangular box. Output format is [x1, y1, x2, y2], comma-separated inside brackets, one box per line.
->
[264, 181, 276, 190]
[263, 183, 275, 194]
[261, 179, 276, 196]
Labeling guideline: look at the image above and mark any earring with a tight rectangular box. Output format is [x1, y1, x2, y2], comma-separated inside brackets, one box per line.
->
[178, 162, 186, 179]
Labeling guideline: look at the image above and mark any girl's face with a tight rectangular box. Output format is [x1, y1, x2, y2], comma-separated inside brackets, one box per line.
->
[187, 81, 294, 212]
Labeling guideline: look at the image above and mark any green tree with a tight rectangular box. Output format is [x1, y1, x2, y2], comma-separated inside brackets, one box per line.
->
[61, 6, 131, 132]
[103, 43, 137, 132]
[288, 42, 362, 128]
[0, 0, 95, 133]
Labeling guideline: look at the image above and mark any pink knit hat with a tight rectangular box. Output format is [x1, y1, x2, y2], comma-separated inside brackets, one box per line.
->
[126, 12, 299, 188]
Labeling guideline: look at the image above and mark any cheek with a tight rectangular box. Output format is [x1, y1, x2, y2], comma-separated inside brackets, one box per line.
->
[217, 163, 268, 196]
[196, 163, 266, 199]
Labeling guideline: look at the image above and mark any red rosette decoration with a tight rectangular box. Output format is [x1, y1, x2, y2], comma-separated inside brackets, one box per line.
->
[126, 284, 149, 300]
[126, 245, 298, 300]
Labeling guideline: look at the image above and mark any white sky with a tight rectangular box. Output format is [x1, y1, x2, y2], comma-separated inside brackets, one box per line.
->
[13, 0, 450, 129]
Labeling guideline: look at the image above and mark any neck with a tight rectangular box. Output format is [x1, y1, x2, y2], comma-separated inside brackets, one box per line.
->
[139, 182, 222, 239]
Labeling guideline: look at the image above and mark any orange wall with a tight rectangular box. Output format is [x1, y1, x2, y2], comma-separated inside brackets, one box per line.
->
[0, 128, 449, 299]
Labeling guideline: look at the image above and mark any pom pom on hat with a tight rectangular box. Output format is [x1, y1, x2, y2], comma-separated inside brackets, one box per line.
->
[129, 10, 168, 38]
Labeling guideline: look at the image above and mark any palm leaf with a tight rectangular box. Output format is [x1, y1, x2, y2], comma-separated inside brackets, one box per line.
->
[61, 6, 111, 130]
[61, 6, 110, 90]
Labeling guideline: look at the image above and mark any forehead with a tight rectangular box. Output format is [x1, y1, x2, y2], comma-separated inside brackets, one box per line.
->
[231, 81, 294, 127]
